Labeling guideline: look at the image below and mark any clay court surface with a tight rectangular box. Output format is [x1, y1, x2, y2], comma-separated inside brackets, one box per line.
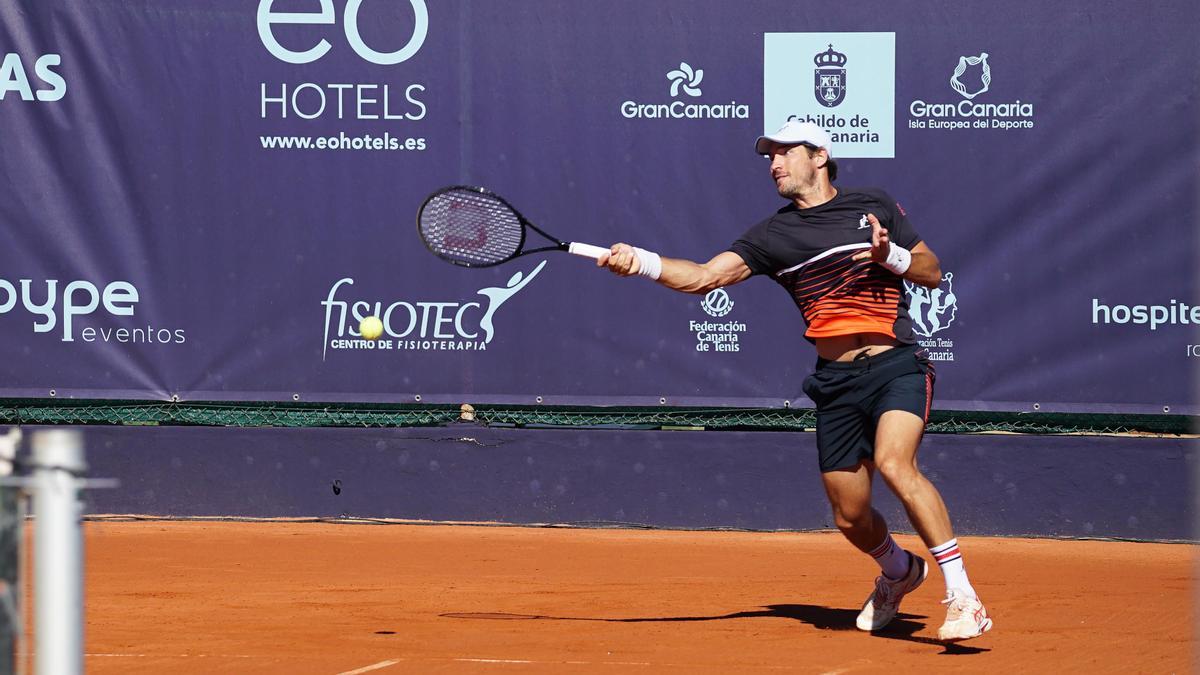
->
[72, 521, 1192, 673]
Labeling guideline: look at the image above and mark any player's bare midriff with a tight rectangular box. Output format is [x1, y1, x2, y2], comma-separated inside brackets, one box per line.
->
[816, 332, 903, 362]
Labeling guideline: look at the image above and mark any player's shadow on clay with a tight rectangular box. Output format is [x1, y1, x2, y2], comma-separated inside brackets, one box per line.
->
[440, 604, 988, 655]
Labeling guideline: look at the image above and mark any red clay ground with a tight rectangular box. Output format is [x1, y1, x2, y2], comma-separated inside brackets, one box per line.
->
[63, 522, 1195, 673]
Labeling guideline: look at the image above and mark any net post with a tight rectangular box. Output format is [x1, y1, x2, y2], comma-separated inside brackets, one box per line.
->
[0, 428, 20, 675]
[31, 430, 85, 675]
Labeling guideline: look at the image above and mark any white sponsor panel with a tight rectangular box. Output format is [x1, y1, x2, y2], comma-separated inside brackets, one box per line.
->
[320, 262, 546, 359]
[763, 33, 896, 158]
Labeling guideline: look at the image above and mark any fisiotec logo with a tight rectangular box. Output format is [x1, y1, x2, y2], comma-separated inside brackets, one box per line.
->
[908, 52, 1034, 131]
[1092, 298, 1200, 331]
[0, 53, 66, 102]
[257, 0, 428, 125]
[320, 262, 546, 359]
[813, 44, 847, 108]
[621, 62, 749, 120]
[0, 279, 185, 344]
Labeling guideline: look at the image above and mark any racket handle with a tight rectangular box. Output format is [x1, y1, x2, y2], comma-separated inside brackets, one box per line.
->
[567, 242, 609, 259]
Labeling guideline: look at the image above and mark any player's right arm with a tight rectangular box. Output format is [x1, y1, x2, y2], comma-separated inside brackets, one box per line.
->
[598, 244, 752, 294]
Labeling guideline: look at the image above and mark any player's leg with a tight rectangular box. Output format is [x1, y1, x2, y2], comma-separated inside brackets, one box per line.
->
[822, 461, 928, 632]
[872, 409, 954, 546]
[820, 461, 880, 552]
[813, 392, 927, 631]
[872, 364, 992, 641]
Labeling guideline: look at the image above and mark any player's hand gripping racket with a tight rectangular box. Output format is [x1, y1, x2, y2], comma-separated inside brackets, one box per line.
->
[417, 185, 608, 267]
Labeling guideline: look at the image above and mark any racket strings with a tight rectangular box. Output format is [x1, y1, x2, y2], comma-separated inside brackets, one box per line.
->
[419, 190, 524, 266]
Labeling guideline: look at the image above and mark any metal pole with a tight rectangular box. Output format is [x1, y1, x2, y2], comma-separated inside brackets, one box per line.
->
[0, 428, 20, 675]
[31, 431, 84, 675]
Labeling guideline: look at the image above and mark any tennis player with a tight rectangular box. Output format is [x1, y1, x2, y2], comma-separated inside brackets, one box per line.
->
[598, 120, 992, 642]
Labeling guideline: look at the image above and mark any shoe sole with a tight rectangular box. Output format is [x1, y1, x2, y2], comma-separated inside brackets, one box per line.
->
[939, 617, 993, 643]
[857, 557, 929, 632]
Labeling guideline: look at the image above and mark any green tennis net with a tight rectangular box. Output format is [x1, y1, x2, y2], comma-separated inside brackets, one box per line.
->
[0, 399, 1191, 435]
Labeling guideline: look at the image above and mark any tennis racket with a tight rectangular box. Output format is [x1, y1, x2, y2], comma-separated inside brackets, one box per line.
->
[417, 185, 608, 268]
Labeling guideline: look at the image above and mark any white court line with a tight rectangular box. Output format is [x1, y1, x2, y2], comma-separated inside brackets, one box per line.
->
[455, 658, 654, 666]
[86, 648, 255, 653]
[335, 659, 402, 675]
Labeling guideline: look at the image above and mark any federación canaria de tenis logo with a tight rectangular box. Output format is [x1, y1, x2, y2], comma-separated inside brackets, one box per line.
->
[667, 62, 703, 97]
[908, 52, 1034, 131]
[701, 289, 734, 317]
[905, 272, 957, 336]
[813, 44, 847, 108]
[905, 272, 957, 361]
[320, 262, 546, 359]
[690, 288, 745, 353]
[621, 62, 749, 120]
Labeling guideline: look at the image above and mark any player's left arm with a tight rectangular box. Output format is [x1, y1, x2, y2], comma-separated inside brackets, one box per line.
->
[851, 213, 942, 289]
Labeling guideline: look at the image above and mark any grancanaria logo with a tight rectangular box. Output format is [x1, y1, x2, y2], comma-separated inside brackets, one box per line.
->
[621, 62, 748, 120]
[667, 62, 704, 97]
[908, 52, 1034, 131]
[950, 53, 991, 100]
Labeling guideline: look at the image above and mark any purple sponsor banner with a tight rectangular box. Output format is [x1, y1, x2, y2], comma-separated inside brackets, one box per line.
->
[0, 0, 1196, 412]
[76, 425, 1197, 541]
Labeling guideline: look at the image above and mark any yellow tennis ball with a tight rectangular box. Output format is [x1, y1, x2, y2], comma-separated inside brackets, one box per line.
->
[359, 315, 384, 341]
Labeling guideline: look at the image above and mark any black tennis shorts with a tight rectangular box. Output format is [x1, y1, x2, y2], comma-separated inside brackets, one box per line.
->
[801, 344, 936, 473]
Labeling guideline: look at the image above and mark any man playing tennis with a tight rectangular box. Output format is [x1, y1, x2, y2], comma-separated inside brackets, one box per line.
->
[598, 120, 992, 642]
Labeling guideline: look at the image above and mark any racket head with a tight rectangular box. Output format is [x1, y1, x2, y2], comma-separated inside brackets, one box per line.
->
[417, 186, 527, 267]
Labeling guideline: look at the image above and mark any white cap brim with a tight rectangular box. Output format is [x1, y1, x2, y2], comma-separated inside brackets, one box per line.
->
[754, 120, 833, 157]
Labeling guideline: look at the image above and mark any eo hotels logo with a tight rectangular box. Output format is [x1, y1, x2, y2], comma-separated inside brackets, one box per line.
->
[0, 53, 66, 102]
[321, 263, 546, 358]
[908, 53, 1035, 131]
[764, 32, 895, 158]
[621, 62, 749, 120]
[255, 0, 430, 152]
[689, 289, 745, 353]
[905, 273, 957, 361]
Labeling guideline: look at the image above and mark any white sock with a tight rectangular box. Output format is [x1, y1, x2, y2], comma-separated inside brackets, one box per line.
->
[930, 538, 976, 597]
[867, 533, 911, 580]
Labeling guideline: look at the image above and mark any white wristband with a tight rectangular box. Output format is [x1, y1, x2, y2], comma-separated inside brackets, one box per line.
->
[882, 243, 911, 275]
[632, 247, 662, 280]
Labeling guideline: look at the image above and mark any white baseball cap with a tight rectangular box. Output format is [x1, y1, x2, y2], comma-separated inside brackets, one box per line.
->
[754, 120, 833, 156]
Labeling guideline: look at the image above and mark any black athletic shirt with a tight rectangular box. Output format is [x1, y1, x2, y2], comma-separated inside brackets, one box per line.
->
[728, 187, 922, 344]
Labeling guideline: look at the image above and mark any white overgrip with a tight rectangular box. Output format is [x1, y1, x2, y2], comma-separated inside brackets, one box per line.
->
[567, 242, 609, 259]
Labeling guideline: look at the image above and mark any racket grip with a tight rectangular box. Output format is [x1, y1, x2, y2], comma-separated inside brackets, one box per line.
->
[567, 242, 609, 259]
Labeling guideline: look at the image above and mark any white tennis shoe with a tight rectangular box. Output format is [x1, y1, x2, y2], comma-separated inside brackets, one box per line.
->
[937, 588, 993, 641]
[855, 552, 927, 631]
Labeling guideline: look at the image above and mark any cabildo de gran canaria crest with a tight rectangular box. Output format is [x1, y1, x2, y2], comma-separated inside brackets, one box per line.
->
[813, 44, 847, 108]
